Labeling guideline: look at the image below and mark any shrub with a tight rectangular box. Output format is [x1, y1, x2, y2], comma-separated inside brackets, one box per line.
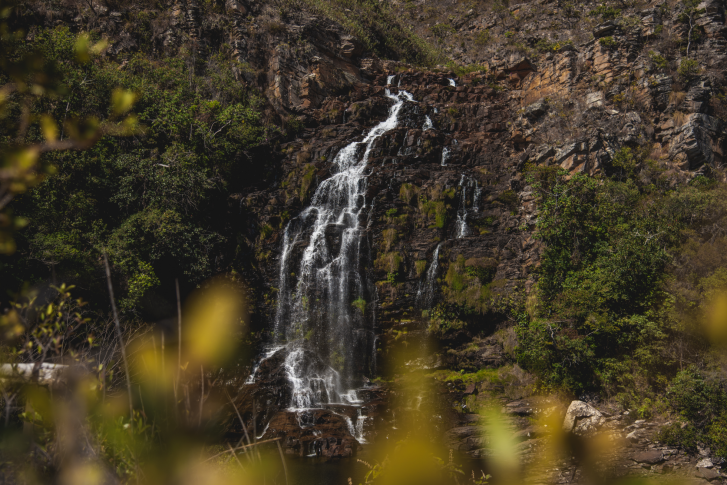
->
[535, 39, 572, 52]
[474, 30, 491, 45]
[657, 422, 699, 452]
[589, 5, 621, 20]
[678, 58, 700, 82]
[352, 297, 366, 314]
[648, 51, 668, 70]
[299, 164, 317, 201]
[399, 183, 419, 204]
[260, 223, 274, 240]
[431, 23, 456, 40]
[598, 36, 618, 49]
[666, 367, 726, 425]
[708, 415, 727, 459]
[446, 61, 487, 77]
[415, 260, 427, 277]
[376, 252, 403, 273]
[442, 255, 500, 314]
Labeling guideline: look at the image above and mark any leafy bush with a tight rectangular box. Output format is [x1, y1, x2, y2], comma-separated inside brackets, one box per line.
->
[445, 61, 487, 77]
[657, 422, 699, 452]
[678, 58, 700, 82]
[649, 51, 668, 70]
[598, 36, 618, 48]
[352, 297, 367, 314]
[442, 255, 501, 314]
[431, 23, 456, 41]
[666, 367, 726, 425]
[296, 0, 444, 65]
[474, 30, 492, 46]
[535, 39, 572, 52]
[589, 5, 621, 20]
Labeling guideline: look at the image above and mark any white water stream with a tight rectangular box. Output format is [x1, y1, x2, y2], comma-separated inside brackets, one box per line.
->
[272, 89, 413, 412]
[416, 242, 443, 309]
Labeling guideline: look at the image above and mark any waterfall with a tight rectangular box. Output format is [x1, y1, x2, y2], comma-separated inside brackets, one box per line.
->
[455, 174, 469, 238]
[454, 174, 481, 238]
[272, 89, 412, 410]
[387, 74, 395, 85]
[416, 243, 442, 309]
[423, 116, 433, 131]
[441, 147, 450, 166]
[449, 78, 456, 87]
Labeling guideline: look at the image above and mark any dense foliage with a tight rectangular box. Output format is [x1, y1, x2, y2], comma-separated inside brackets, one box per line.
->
[514, 159, 727, 456]
[1, 27, 277, 315]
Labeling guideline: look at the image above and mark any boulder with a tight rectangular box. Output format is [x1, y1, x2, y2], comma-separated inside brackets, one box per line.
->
[632, 450, 664, 465]
[697, 467, 721, 481]
[586, 92, 604, 109]
[562, 400, 604, 435]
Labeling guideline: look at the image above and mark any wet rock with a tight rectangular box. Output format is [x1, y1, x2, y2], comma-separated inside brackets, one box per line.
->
[264, 409, 359, 457]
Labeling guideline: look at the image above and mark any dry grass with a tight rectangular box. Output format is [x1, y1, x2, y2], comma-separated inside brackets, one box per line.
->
[669, 90, 687, 108]
[673, 110, 689, 127]
[383, 228, 397, 251]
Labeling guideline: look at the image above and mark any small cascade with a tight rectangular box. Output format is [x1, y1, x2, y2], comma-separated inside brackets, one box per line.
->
[245, 345, 284, 384]
[449, 78, 456, 87]
[454, 174, 481, 238]
[417, 243, 442, 309]
[284, 347, 342, 409]
[423, 116, 433, 131]
[355, 407, 369, 443]
[441, 147, 450, 166]
[257, 422, 270, 440]
[387, 74, 395, 85]
[341, 390, 363, 404]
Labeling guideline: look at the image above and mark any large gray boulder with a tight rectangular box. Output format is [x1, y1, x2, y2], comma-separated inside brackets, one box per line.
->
[562, 400, 604, 435]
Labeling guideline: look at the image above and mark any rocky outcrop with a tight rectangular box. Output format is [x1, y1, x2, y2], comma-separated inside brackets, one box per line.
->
[444, 398, 727, 482]
[562, 400, 604, 435]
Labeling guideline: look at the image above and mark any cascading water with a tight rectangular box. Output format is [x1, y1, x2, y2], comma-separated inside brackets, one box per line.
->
[454, 174, 482, 239]
[448, 78, 456, 87]
[441, 147, 450, 166]
[416, 243, 442, 309]
[423, 116, 433, 131]
[273, 89, 412, 411]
